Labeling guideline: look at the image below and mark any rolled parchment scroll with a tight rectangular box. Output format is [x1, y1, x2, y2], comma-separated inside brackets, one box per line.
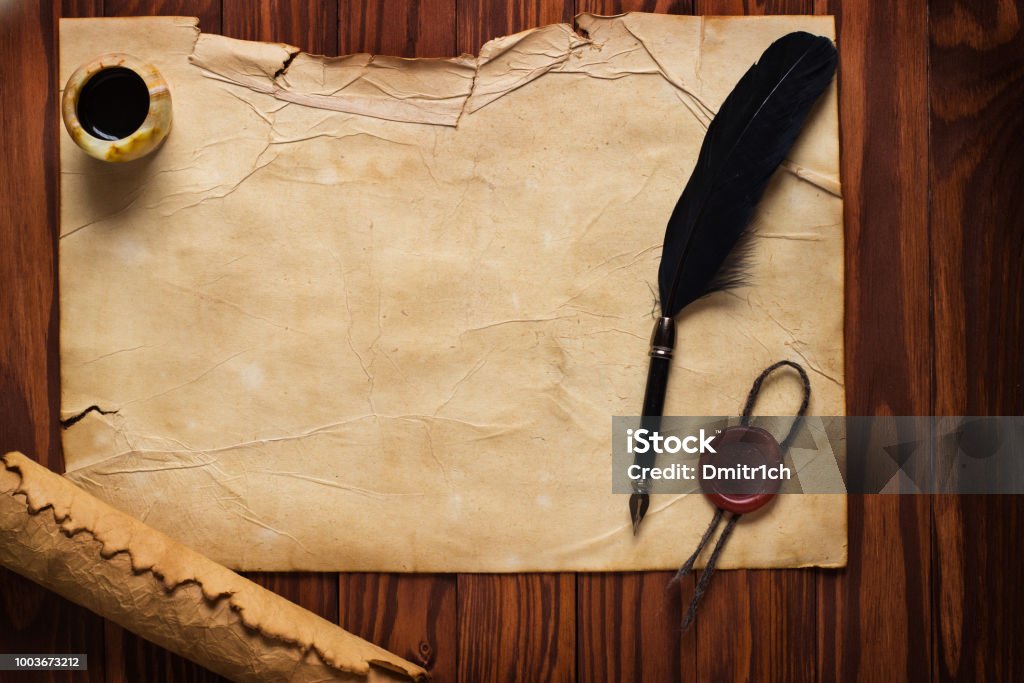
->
[0, 452, 426, 683]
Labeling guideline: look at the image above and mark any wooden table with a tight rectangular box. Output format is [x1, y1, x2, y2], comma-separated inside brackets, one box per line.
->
[2, 1, 1022, 680]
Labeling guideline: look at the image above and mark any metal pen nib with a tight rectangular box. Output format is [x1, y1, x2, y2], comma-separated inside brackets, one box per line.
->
[629, 492, 649, 535]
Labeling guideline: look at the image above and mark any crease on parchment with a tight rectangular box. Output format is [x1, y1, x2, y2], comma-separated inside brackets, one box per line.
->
[188, 23, 596, 127]
[186, 12, 840, 192]
[186, 17, 699, 126]
[0, 451, 426, 682]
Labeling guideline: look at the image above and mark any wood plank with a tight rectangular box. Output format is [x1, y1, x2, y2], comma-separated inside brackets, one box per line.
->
[458, 574, 576, 682]
[699, 568, 818, 680]
[817, 0, 934, 681]
[827, 1, 931, 418]
[222, 0, 338, 56]
[932, 496, 1023, 681]
[818, 496, 932, 681]
[928, 1, 1024, 417]
[63, 0, 104, 17]
[0, 569, 107, 683]
[694, 0, 811, 13]
[577, 572, 695, 682]
[928, 1, 1024, 680]
[575, 0, 693, 14]
[113, 628, 228, 683]
[339, 0, 457, 58]
[105, 0, 221, 33]
[338, 574, 457, 682]
[2, 3, 62, 475]
[0, 2, 107, 681]
[457, 0, 574, 55]
[245, 571, 339, 622]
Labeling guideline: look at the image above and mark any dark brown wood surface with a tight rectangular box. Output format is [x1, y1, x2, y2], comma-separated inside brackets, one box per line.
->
[2, 1, 1022, 680]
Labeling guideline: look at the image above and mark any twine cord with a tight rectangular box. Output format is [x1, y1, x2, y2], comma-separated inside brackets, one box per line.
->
[673, 360, 811, 632]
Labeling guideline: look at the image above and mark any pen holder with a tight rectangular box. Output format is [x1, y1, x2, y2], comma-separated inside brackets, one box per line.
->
[61, 53, 172, 162]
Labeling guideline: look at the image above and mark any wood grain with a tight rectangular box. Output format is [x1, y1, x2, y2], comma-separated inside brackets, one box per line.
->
[223, 0, 338, 56]
[817, 1, 935, 682]
[458, 574, 576, 682]
[575, 0, 693, 14]
[110, 625, 228, 683]
[576, 572, 695, 682]
[457, 0, 574, 55]
[6, 1, 1023, 681]
[243, 571, 339, 622]
[827, 1, 932, 419]
[338, 574, 457, 682]
[1, 1, 62, 475]
[695, 0, 812, 13]
[0, 570, 106, 683]
[62, 0, 103, 17]
[929, 0, 1024, 417]
[818, 496, 932, 681]
[699, 568, 819, 680]
[105, 0, 221, 33]
[0, 2, 107, 681]
[929, 1, 1024, 680]
[339, 0, 457, 58]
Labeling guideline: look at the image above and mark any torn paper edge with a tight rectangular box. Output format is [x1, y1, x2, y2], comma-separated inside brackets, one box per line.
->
[185, 12, 840, 194]
[188, 23, 588, 127]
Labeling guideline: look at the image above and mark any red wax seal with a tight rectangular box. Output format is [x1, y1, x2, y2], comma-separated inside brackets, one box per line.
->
[699, 425, 784, 514]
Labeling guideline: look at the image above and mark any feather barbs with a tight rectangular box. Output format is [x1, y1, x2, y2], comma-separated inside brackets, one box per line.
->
[657, 32, 838, 318]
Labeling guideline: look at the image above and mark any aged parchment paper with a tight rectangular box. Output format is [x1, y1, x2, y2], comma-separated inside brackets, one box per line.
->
[60, 14, 846, 571]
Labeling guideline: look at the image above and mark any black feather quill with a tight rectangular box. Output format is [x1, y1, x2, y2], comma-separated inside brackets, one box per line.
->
[659, 31, 837, 317]
[630, 32, 837, 534]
